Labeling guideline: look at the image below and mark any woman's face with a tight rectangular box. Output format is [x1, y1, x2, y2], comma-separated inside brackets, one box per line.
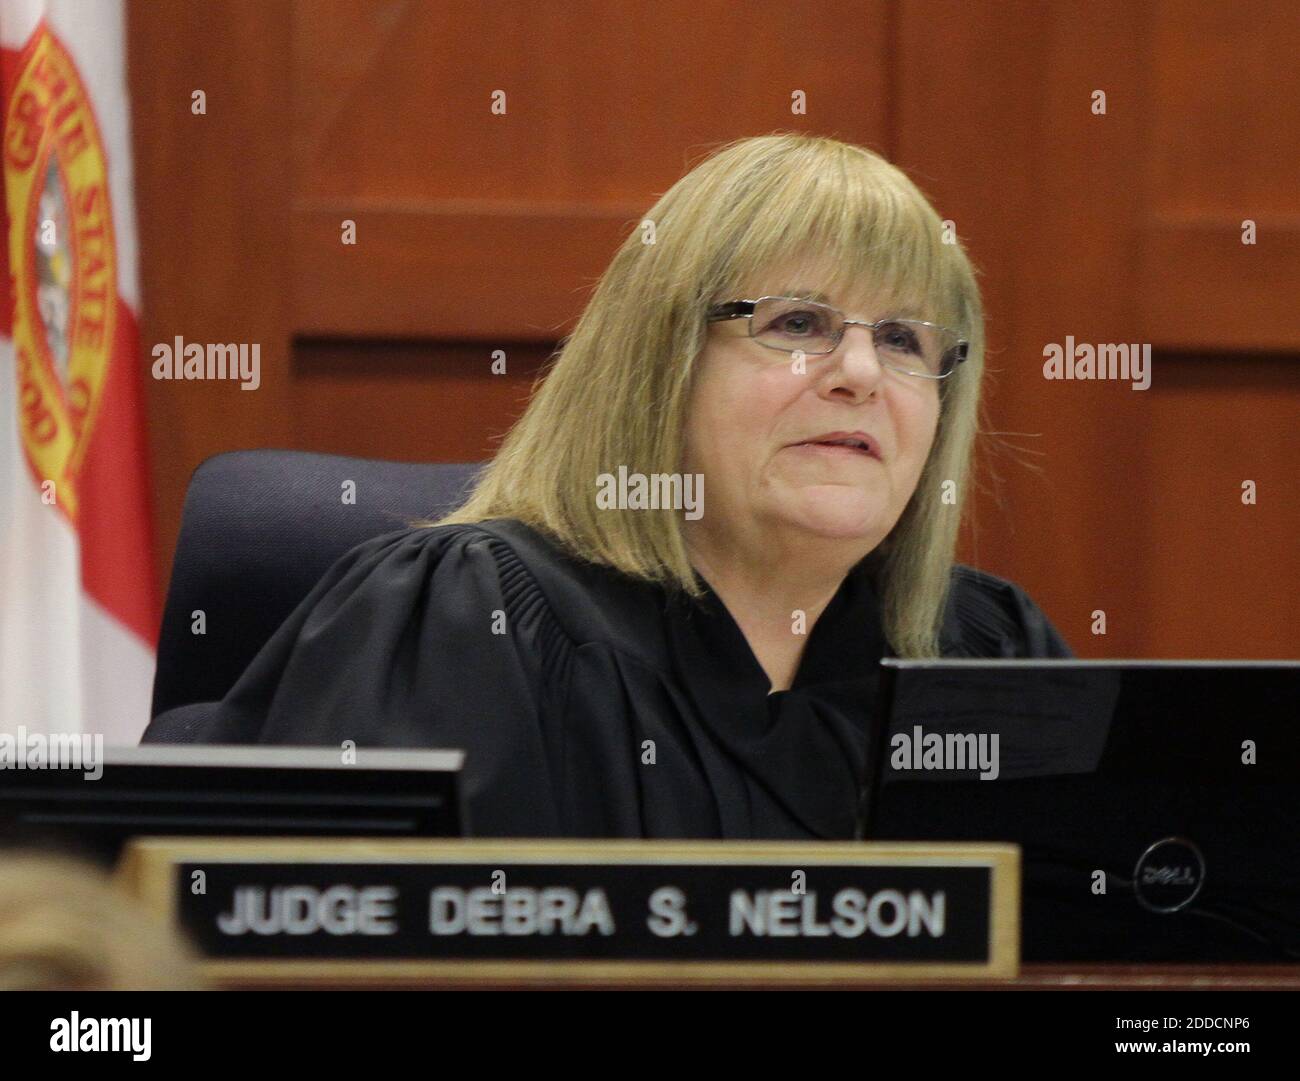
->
[682, 261, 942, 560]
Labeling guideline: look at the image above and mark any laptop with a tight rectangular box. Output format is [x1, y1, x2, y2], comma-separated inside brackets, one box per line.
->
[863, 660, 1300, 963]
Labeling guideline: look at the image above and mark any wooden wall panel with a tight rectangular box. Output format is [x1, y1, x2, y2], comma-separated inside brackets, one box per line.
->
[1132, 355, 1296, 658]
[290, 208, 633, 339]
[288, 0, 892, 338]
[899, 0, 1298, 658]
[292, 339, 552, 463]
[1139, 0, 1300, 349]
[129, 0, 295, 601]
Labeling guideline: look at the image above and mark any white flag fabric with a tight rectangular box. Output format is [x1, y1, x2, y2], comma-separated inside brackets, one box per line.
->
[0, 0, 157, 744]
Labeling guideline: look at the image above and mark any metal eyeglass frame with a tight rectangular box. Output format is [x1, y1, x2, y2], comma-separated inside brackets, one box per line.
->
[706, 296, 970, 380]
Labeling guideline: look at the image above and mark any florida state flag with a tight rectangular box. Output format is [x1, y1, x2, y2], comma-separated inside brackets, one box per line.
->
[0, 0, 157, 743]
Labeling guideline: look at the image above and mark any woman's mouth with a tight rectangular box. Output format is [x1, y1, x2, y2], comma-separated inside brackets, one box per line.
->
[788, 431, 881, 460]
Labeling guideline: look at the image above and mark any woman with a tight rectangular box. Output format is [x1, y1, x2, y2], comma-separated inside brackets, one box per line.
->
[149, 133, 1071, 839]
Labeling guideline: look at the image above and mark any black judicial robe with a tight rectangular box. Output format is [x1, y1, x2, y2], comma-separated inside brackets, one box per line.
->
[150, 518, 1073, 840]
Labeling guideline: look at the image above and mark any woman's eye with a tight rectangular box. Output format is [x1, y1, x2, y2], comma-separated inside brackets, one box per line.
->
[774, 311, 820, 335]
[878, 323, 922, 353]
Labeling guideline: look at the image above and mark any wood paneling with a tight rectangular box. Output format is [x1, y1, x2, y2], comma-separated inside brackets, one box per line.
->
[286, 0, 892, 338]
[1139, 223, 1300, 351]
[292, 338, 552, 462]
[290, 207, 635, 339]
[1139, 0, 1300, 350]
[129, 0, 295, 601]
[898, 0, 1298, 657]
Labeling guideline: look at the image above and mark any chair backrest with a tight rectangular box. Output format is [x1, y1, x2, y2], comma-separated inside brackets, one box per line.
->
[150, 450, 482, 718]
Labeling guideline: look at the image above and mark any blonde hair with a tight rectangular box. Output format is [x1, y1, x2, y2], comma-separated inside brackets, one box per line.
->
[0, 850, 205, 990]
[439, 133, 985, 656]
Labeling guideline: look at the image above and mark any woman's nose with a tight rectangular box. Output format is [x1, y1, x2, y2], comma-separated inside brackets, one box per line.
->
[824, 324, 886, 394]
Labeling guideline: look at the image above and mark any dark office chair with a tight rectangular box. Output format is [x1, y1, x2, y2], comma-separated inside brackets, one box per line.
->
[146, 450, 482, 736]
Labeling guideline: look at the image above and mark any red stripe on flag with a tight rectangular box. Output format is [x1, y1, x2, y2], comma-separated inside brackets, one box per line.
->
[79, 297, 159, 647]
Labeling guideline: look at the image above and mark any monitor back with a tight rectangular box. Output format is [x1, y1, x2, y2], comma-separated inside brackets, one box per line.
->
[867, 661, 1300, 963]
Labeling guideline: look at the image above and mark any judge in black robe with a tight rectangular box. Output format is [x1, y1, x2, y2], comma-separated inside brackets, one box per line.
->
[145, 135, 1077, 841]
[145, 516, 1072, 840]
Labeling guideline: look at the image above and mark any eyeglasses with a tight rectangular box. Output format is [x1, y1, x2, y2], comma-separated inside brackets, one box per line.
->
[706, 296, 969, 379]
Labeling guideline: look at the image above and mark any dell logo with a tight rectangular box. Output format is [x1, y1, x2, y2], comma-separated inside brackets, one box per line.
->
[1141, 866, 1196, 887]
[1133, 837, 1206, 913]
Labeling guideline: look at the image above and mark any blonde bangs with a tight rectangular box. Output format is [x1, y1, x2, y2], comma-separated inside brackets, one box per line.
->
[688, 141, 969, 335]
